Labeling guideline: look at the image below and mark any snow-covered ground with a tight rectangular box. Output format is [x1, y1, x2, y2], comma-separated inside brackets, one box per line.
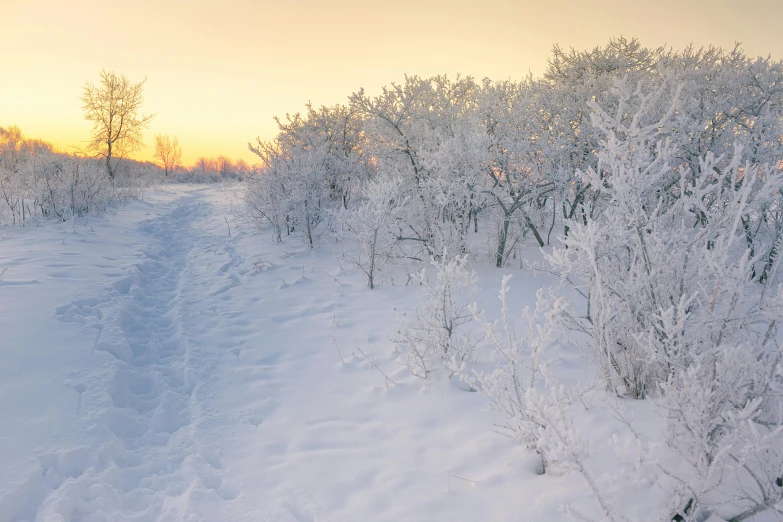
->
[0, 185, 774, 521]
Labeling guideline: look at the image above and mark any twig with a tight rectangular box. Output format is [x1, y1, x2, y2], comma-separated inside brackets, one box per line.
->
[253, 258, 272, 272]
[449, 473, 477, 484]
[355, 345, 396, 386]
[315, 267, 344, 286]
[447, 473, 478, 492]
[332, 334, 346, 364]
[224, 216, 231, 237]
[331, 307, 346, 364]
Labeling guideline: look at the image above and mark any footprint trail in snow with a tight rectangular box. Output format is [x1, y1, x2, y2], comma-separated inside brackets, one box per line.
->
[2, 192, 244, 521]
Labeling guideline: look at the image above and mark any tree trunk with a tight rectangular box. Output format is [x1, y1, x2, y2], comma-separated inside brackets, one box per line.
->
[496, 218, 510, 267]
[106, 140, 114, 180]
[524, 216, 545, 248]
[304, 200, 314, 248]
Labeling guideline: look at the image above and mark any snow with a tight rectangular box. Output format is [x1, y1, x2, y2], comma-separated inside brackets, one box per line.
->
[0, 185, 774, 521]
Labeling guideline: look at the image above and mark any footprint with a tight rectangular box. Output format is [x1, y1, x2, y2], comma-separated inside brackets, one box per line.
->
[112, 277, 135, 295]
[67, 382, 87, 415]
[69, 382, 87, 394]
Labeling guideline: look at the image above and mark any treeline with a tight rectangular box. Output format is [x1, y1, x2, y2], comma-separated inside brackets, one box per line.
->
[245, 38, 782, 269]
[0, 126, 258, 225]
[245, 38, 783, 521]
[178, 155, 255, 182]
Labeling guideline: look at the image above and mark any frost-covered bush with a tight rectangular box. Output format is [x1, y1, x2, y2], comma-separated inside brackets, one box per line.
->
[657, 349, 783, 521]
[546, 79, 783, 520]
[1, 152, 116, 225]
[393, 255, 477, 379]
[548, 79, 783, 397]
[113, 160, 159, 200]
[351, 75, 486, 262]
[34, 155, 115, 219]
[244, 143, 330, 247]
[244, 147, 294, 243]
[247, 103, 371, 247]
[0, 126, 158, 226]
[459, 277, 568, 473]
[339, 177, 408, 289]
[0, 166, 25, 224]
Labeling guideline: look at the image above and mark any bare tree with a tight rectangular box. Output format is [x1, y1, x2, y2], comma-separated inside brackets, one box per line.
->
[81, 69, 154, 179]
[153, 134, 181, 176]
[216, 155, 234, 176]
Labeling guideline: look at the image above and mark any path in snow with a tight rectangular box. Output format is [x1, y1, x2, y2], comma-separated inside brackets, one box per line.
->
[2, 190, 247, 521]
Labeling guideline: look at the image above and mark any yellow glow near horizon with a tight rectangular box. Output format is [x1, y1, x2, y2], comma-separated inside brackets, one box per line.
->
[3, 0, 782, 166]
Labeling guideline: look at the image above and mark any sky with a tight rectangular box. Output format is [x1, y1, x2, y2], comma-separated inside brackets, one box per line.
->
[2, 0, 783, 166]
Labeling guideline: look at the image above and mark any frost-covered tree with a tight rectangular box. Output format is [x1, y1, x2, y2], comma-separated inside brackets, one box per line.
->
[478, 79, 555, 265]
[247, 138, 329, 248]
[352, 75, 485, 260]
[302, 103, 371, 209]
[415, 120, 488, 259]
[349, 76, 432, 186]
[263, 103, 372, 209]
[540, 37, 666, 239]
[248, 101, 374, 247]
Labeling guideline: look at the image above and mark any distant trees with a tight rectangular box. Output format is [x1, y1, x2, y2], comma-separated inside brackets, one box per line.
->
[153, 134, 181, 176]
[81, 69, 154, 179]
[0, 126, 26, 223]
[186, 155, 250, 181]
[0, 126, 24, 167]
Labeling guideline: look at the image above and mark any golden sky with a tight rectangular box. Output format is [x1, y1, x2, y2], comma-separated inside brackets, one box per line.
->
[2, 0, 782, 166]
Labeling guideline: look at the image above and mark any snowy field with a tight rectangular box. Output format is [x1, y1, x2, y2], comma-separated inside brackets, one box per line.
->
[0, 184, 779, 522]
